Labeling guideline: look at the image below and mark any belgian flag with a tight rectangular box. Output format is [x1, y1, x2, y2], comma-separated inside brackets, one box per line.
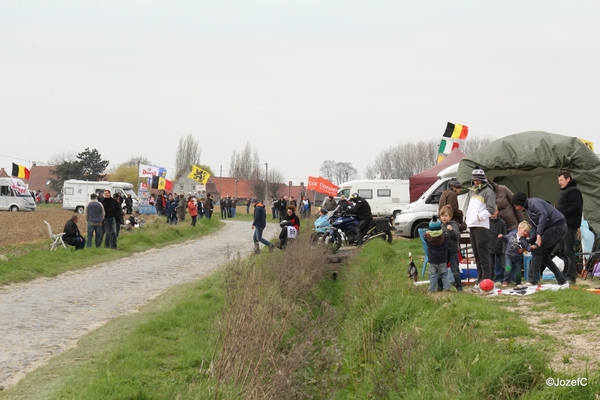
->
[11, 163, 30, 179]
[443, 122, 469, 140]
[150, 176, 172, 191]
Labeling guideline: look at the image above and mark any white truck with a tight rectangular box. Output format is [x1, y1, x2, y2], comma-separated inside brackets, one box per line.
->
[336, 179, 410, 217]
[62, 180, 138, 214]
[393, 163, 467, 238]
[0, 177, 37, 211]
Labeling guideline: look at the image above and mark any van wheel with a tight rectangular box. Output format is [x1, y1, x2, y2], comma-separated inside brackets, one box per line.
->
[76, 206, 84, 214]
[10, 205, 19, 212]
[412, 221, 429, 239]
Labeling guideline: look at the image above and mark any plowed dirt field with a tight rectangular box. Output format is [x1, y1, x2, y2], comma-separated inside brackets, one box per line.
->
[0, 207, 159, 247]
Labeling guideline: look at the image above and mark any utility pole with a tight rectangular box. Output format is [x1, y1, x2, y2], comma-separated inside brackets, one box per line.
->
[264, 162, 268, 204]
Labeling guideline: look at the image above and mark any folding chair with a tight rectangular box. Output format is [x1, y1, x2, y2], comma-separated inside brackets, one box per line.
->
[44, 220, 67, 251]
[418, 228, 430, 277]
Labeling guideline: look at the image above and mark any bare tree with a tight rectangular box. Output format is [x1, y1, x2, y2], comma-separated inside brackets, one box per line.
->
[122, 156, 152, 167]
[319, 160, 337, 182]
[175, 133, 202, 180]
[230, 142, 259, 179]
[460, 136, 495, 155]
[365, 137, 494, 179]
[320, 160, 359, 184]
[268, 168, 285, 198]
[46, 151, 77, 166]
[333, 162, 359, 184]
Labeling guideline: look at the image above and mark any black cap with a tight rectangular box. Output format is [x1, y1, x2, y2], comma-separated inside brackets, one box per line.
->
[511, 192, 527, 207]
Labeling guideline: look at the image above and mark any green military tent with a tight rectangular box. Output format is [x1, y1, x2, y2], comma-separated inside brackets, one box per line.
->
[457, 131, 600, 234]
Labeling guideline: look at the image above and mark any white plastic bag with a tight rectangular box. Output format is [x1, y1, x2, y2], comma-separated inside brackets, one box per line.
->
[552, 255, 564, 272]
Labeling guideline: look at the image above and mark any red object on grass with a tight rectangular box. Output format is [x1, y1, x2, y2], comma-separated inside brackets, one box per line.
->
[479, 279, 494, 293]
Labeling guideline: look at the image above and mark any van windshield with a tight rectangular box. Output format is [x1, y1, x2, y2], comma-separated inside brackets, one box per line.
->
[123, 189, 137, 198]
[14, 190, 30, 197]
[337, 189, 350, 198]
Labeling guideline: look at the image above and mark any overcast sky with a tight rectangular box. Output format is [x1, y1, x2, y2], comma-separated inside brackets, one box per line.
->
[1, 1, 599, 184]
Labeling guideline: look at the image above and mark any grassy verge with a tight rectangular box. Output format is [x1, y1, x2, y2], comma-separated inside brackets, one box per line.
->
[0, 217, 223, 286]
[2, 236, 599, 399]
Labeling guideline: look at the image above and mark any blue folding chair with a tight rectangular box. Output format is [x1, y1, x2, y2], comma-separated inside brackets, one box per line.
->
[418, 228, 430, 277]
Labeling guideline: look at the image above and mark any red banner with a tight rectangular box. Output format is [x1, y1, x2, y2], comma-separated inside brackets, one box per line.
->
[307, 176, 338, 196]
[307, 176, 319, 191]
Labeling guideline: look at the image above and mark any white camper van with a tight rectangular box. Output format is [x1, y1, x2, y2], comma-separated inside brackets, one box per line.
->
[336, 179, 410, 217]
[62, 180, 138, 214]
[0, 177, 36, 211]
[393, 164, 467, 238]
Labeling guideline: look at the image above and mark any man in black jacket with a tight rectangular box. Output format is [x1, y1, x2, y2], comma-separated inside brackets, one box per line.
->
[346, 193, 373, 245]
[63, 214, 85, 250]
[557, 171, 583, 284]
[101, 189, 121, 249]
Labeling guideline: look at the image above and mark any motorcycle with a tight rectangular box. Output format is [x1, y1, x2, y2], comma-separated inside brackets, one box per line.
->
[322, 211, 394, 251]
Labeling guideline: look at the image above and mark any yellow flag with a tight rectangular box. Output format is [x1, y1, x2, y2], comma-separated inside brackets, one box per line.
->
[579, 138, 594, 152]
[187, 165, 211, 184]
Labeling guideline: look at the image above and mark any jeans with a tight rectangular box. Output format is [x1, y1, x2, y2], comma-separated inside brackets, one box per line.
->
[253, 226, 272, 248]
[470, 227, 492, 281]
[504, 256, 522, 284]
[69, 237, 86, 250]
[492, 253, 506, 283]
[529, 223, 567, 285]
[448, 250, 463, 288]
[560, 226, 578, 282]
[429, 262, 450, 292]
[103, 217, 117, 248]
[205, 209, 212, 219]
[86, 224, 104, 248]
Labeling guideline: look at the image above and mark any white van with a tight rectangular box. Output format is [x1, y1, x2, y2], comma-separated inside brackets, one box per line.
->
[62, 180, 138, 214]
[336, 179, 410, 217]
[393, 164, 467, 238]
[0, 178, 37, 211]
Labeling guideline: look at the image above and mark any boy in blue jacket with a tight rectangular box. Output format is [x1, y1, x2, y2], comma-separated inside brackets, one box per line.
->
[499, 221, 536, 286]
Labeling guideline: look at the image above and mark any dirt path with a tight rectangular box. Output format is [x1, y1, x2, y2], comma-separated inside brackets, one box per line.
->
[0, 220, 279, 390]
[497, 279, 600, 374]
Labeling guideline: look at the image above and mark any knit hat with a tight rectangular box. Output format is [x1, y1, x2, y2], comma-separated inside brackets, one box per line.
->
[511, 192, 527, 207]
[448, 178, 462, 188]
[429, 215, 442, 231]
[471, 166, 486, 182]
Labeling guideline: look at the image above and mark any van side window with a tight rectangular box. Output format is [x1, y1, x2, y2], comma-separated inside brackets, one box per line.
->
[64, 187, 74, 195]
[377, 189, 391, 197]
[357, 189, 372, 199]
[0, 185, 9, 196]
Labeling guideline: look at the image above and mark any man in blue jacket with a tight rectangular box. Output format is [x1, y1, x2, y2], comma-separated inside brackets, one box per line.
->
[252, 198, 275, 254]
[511, 192, 567, 286]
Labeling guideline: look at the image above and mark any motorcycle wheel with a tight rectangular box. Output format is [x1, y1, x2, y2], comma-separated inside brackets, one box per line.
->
[365, 229, 393, 245]
[322, 232, 342, 252]
[382, 230, 393, 244]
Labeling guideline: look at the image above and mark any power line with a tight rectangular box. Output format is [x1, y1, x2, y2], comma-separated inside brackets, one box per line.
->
[0, 153, 34, 164]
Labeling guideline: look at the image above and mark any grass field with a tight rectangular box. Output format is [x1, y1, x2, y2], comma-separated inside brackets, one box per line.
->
[2, 233, 599, 399]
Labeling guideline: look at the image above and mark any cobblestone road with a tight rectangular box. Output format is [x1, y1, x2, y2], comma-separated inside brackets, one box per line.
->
[0, 220, 278, 389]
